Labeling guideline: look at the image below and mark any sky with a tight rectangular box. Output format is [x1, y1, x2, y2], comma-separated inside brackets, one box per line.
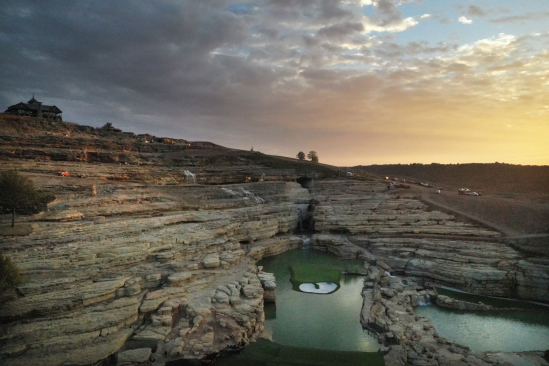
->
[1, 0, 548, 166]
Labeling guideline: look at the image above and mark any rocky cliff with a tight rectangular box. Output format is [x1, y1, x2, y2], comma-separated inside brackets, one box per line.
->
[1, 115, 548, 365]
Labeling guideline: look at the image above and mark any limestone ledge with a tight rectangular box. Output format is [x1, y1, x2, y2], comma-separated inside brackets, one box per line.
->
[363, 265, 548, 366]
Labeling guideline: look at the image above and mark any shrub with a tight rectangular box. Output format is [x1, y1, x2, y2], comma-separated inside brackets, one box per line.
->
[0, 252, 21, 293]
[0, 171, 46, 227]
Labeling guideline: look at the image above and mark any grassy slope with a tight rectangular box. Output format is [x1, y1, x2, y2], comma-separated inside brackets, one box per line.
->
[0, 114, 342, 178]
[355, 163, 549, 194]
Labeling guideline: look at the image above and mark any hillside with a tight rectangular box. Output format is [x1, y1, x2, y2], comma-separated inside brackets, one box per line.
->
[353, 163, 549, 195]
[0, 114, 346, 185]
[353, 163, 549, 245]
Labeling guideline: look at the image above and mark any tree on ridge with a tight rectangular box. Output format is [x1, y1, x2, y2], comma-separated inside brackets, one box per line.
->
[307, 151, 319, 163]
[297, 151, 305, 160]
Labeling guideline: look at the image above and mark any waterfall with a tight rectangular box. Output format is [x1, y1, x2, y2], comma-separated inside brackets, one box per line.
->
[221, 187, 236, 195]
[220, 187, 264, 204]
[302, 237, 310, 249]
[240, 188, 265, 204]
[297, 209, 303, 231]
[184, 170, 196, 184]
[418, 294, 432, 306]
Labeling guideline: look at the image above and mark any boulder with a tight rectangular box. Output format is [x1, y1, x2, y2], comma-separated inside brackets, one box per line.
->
[117, 348, 151, 363]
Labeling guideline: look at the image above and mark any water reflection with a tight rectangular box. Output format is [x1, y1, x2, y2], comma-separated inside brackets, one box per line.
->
[299, 282, 339, 294]
[416, 302, 549, 352]
[258, 249, 378, 352]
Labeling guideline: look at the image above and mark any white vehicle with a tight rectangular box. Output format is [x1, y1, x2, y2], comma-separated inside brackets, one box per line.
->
[435, 189, 441, 194]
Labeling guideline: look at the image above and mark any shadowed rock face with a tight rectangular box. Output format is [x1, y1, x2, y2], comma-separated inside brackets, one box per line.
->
[0, 116, 548, 365]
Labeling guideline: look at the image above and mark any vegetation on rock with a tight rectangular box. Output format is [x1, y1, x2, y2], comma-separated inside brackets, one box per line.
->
[0, 252, 21, 293]
[289, 264, 341, 289]
[0, 171, 45, 227]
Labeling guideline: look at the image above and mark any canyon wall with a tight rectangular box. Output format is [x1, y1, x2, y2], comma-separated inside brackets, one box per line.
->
[1, 116, 548, 365]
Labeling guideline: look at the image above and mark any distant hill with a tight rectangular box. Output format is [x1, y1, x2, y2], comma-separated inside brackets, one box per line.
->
[353, 163, 549, 194]
[0, 113, 343, 184]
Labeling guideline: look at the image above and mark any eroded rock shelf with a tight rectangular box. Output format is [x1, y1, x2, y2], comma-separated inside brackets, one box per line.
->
[0, 116, 548, 365]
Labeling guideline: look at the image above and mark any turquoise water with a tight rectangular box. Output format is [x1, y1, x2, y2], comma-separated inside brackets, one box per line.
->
[436, 287, 549, 310]
[258, 249, 379, 352]
[416, 299, 549, 352]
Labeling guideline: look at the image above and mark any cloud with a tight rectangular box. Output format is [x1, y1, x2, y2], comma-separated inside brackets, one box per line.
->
[420, 14, 431, 19]
[458, 16, 473, 24]
[0, 1, 548, 165]
[491, 12, 549, 24]
[317, 22, 364, 39]
[467, 5, 486, 17]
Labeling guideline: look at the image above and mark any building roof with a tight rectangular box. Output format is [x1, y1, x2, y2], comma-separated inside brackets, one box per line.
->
[6, 98, 62, 113]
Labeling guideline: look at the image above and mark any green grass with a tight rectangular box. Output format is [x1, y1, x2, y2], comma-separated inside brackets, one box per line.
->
[289, 265, 341, 285]
[216, 339, 385, 366]
[289, 264, 342, 292]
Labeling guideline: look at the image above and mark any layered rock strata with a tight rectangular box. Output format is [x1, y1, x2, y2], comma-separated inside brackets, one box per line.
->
[311, 180, 549, 303]
[1, 149, 548, 366]
[0, 179, 309, 365]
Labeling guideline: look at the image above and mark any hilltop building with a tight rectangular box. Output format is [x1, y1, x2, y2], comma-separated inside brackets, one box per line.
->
[4, 95, 62, 121]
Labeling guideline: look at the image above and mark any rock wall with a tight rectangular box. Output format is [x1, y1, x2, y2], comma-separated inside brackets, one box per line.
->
[1, 137, 548, 366]
[311, 180, 549, 302]
[0, 180, 310, 366]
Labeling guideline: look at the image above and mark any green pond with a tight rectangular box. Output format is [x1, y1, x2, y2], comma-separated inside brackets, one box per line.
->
[257, 248, 380, 353]
[211, 338, 384, 366]
[415, 288, 549, 353]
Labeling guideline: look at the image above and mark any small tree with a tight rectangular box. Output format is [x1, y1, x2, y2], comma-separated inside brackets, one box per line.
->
[102, 122, 113, 129]
[0, 252, 21, 293]
[307, 151, 319, 163]
[0, 171, 43, 227]
[297, 151, 305, 160]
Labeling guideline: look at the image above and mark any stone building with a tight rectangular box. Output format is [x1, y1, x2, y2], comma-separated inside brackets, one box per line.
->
[4, 95, 63, 121]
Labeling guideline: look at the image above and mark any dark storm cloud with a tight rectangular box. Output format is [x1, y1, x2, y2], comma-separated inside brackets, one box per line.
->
[317, 22, 364, 39]
[0, 0, 412, 129]
[0, 1, 251, 118]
